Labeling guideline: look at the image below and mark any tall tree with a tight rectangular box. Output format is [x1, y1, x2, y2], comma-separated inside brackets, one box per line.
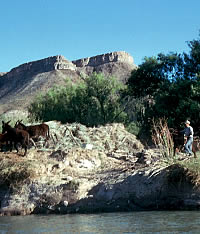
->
[126, 39, 200, 131]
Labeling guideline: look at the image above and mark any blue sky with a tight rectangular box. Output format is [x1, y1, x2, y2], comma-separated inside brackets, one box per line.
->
[1, 0, 200, 72]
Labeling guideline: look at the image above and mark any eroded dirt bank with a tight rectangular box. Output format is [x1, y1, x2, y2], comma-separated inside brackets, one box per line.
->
[0, 122, 199, 216]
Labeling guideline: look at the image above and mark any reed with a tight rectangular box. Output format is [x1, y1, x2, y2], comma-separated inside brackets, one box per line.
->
[151, 118, 174, 158]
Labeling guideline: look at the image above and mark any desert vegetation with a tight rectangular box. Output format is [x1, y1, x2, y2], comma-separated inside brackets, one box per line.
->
[28, 73, 127, 126]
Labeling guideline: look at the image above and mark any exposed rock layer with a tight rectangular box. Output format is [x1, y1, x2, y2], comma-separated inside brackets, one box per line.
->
[6, 55, 76, 79]
[72, 51, 134, 67]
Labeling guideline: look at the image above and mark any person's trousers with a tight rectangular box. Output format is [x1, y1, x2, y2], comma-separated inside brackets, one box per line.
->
[185, 137, 193, 154]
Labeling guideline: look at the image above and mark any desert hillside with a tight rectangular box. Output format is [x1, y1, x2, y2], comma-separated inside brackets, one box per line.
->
[0, 51, 136, 114]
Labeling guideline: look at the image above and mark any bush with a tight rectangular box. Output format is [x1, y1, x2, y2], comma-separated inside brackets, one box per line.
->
[125, 121, 141, 136]
[29, 73, 128, 127]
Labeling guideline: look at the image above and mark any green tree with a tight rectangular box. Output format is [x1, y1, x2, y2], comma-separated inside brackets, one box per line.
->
[29, 73, 127, 127]
[127, 56, 165, 98]
[126, 36, 200, 135]
[84, 73, 126, 125]
[151, 78, 200, 127]
[184, 32, 200, 79]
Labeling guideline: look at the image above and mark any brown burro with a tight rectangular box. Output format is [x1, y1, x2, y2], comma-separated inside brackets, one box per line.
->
[14, 120, 50, 141]
[2, 121, 30, 156]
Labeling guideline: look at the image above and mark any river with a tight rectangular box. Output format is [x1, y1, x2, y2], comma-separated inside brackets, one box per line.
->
[0, 211, 200, 233]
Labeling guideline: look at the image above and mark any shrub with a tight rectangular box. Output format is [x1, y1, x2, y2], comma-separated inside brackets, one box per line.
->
[29, 73, 128, 127]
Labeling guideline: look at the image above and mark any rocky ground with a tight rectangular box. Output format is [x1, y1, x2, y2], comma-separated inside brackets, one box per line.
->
[0, 121, 200, 216]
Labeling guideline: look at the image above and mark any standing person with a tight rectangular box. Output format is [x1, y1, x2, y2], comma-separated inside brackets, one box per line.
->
[181, 120, 194, 156]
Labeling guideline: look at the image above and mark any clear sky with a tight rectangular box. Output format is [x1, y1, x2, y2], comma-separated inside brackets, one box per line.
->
[1, 0, 200, 72]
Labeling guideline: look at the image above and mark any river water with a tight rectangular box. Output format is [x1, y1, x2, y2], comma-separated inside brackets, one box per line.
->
[0, 211, 200, 233]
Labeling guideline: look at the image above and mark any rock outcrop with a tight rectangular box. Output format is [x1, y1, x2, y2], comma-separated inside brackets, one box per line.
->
[0, 72, 6, 77]
[0, 51, 136, 114]
[73, 51, 134, 67]
[5, 55, 76, 79]
[73, 51, 136, 82]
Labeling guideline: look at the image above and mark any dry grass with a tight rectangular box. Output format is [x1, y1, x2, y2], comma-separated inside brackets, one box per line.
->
[0, 153, 36, 189]
[151, 118, 174, 158]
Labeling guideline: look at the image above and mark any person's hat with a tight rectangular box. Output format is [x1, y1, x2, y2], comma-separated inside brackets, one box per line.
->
[185, 120, 190, 124]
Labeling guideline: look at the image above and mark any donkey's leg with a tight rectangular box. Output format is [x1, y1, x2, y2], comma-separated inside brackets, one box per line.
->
[14, 142, 19, 153]
[23, 145, 27, 156]
[21, 140, 28, 156]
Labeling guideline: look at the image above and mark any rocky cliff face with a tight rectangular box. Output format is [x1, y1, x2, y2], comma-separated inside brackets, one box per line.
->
[5, 55, 76, 79]
[1, 51, 135, 80]
[72, 51, 134, 67]
[0, 51, 136, 114]
[73, 51, 136, 82]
